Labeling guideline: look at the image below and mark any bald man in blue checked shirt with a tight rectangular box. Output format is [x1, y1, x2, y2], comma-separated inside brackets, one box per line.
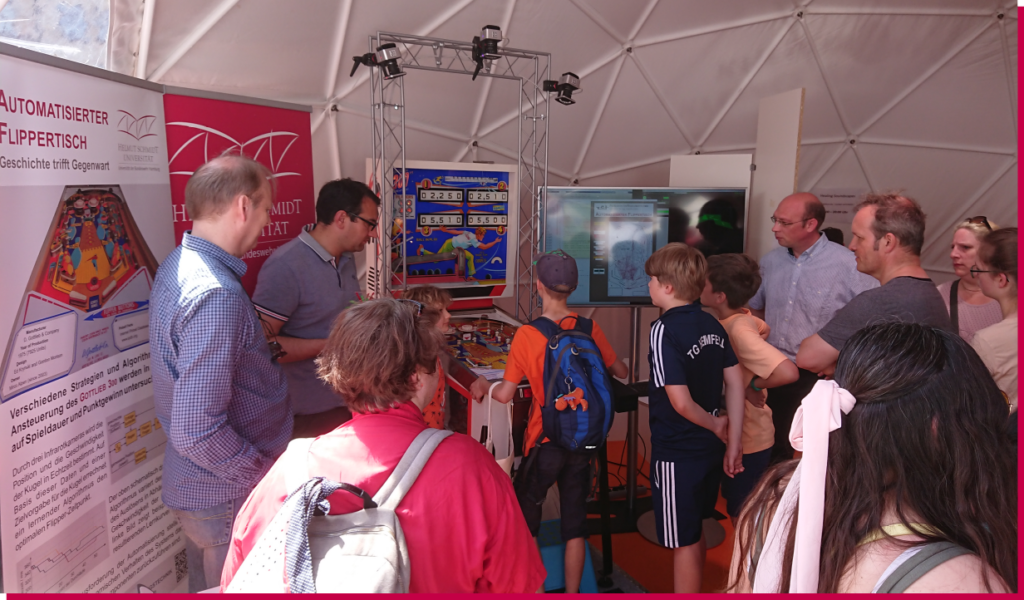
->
[150, 155, 290, 592]
[748, 193, 876, 463]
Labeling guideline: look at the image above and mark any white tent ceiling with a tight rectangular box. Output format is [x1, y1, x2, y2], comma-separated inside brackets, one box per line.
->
[137, 0, 1017, 278]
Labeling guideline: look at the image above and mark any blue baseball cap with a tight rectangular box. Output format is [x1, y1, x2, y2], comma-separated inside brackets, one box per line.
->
[534, 249, 578, 293]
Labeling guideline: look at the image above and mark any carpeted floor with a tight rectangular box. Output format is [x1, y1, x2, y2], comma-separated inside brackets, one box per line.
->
[588, 440, 737, 593]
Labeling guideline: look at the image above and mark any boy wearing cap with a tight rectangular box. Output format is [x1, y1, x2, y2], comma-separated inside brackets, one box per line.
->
[490, 249, 628, 593]
[644, 243, 745, 593]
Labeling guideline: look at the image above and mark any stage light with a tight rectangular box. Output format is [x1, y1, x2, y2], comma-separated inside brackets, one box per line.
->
[350, 43, 405, 80]
[543, 72, 580, 106]
[375, 44, 404, 80]
[471, 25, 502, 80]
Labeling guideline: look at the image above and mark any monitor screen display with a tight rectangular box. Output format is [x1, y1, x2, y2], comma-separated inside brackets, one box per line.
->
[541, 187, 747, 306]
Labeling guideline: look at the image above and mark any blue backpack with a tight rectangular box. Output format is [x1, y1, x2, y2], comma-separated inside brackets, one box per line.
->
[529, 316, 615, 452]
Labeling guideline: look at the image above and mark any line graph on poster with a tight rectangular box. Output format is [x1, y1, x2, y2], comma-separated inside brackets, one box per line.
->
[105, 398, 166, 484]
[16, 503, 110, 593]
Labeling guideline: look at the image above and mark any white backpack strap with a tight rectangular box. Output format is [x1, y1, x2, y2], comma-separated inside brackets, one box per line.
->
[283, 437, 316, 495]
[373, 428, 453, 510]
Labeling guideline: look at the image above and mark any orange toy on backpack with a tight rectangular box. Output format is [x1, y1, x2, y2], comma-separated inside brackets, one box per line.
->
[554, 387, 588, 412]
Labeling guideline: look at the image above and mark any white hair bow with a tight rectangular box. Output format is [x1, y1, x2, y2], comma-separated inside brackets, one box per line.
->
[752, 379, 856, 593]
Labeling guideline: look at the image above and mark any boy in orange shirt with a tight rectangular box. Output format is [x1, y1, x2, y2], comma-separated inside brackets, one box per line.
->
[491, 250, 628, 593]
[700, 254, 798, 518]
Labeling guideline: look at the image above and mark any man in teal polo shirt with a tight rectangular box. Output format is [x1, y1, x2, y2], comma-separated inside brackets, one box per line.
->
[253, 178, 380, 438]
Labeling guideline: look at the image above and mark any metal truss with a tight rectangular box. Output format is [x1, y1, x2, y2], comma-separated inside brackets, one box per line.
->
[366, 31, 551, 322]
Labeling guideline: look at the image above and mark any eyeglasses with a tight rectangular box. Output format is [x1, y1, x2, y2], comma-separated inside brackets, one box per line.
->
[967, 216, 992, 231]
[770, 216, 810, 227]
[397, 298, 424, 316]
[969, 265, 991, 279]
[351, 213, 379, 229]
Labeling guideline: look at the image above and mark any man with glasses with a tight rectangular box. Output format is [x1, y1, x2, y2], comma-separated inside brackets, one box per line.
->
[796, 192, 952, 385]
[748, 192, 876, 463]
[252, 178, 381, 439]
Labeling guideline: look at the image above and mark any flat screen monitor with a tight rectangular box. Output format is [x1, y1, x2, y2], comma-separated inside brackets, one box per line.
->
[541, 186, 748, 306]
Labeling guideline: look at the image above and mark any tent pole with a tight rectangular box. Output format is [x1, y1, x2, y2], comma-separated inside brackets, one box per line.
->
[571, 54, 627, 177]
[569, 0, 625, 45]
[802, 144, 850, 192]
[698, 19, 795, 148]
[627, 0, 660, 41]
[796, 18, 852, 135]
[327, 110, 342, 180]
[148, 0, 238, 81]
[636, 10, 791, 49]
[855, 20, 994, 136]
[324, 0, 353, 100]
[997, 17, 1017, 135]
[918, 158, 1017, 258]
[310, 108, 328, 136]
[135, 0, 156, 79]
[629, 53, 695, 148]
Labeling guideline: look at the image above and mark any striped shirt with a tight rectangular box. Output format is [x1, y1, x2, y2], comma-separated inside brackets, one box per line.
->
[647, 304, 737, 461]
[150, 232, 291, 511]
[749, 234, 877, 360]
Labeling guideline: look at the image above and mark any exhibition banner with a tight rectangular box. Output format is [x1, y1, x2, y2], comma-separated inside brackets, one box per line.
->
[163, 93, 316, 294]
[0, 51, 185, 592]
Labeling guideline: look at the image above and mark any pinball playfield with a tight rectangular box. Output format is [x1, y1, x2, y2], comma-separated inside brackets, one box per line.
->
[445, 317, 519, 372]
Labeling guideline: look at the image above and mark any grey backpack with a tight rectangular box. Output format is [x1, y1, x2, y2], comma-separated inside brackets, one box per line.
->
[225, 428, 453, 593]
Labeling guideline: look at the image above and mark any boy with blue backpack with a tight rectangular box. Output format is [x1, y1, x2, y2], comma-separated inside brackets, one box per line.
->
[491, 249, 628, 593]
[645, 243, 745, 593]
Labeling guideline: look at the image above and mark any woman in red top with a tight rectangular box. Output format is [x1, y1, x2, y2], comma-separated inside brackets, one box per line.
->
[220, 298, 546, 593]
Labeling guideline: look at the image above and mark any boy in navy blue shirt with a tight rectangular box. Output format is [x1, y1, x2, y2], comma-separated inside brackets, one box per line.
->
[645, 242, 745, 593]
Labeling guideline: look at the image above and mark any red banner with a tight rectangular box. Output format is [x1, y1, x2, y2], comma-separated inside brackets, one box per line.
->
[162, 94, 315, 293]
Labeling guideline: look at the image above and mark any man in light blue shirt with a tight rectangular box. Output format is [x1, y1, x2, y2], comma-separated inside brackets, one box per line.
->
[150, 155, 290, 591]
[253, 179, 380, 438]
[748, 192, 876, 462]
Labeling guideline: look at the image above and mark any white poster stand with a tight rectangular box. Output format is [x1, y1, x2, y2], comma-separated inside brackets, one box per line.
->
[0, 44, 185, 593]
[749, 88, 805, 260]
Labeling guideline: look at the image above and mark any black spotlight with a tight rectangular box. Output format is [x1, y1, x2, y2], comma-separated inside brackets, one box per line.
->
[471, 25, 502, 80]
[543, 72, 581, 106]
[350, 43, 405, 80]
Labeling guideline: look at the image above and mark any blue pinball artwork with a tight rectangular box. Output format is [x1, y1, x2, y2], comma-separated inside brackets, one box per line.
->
[391, 166, 512, 294]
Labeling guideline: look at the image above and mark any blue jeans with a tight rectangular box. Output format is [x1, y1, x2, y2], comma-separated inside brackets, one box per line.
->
[171, 497, 245, 592]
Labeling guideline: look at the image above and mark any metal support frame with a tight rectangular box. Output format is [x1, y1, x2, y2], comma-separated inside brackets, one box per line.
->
[626, 306, 642, 518]
[366, 31, 551, 321]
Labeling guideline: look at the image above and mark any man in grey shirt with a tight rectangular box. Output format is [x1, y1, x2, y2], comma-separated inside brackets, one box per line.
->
[253, 179, 380, 438]
[749, 192, 876, 462]
[797, 193, 952, 377]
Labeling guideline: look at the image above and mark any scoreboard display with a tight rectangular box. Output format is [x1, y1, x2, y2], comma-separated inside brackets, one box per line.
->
[387, 161, 518, 299]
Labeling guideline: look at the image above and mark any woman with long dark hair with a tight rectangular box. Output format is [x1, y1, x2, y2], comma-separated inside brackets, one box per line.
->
[727, 322, 1016, 593]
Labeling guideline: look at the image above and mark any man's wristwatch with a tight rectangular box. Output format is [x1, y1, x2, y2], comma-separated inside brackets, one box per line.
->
[749, 375, 763, 392]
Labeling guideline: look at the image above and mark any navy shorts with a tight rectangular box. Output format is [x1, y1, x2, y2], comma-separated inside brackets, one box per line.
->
[514, 443, 595, 542]
[720, 447, 772, 518]
[652, 452, 723, 548]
